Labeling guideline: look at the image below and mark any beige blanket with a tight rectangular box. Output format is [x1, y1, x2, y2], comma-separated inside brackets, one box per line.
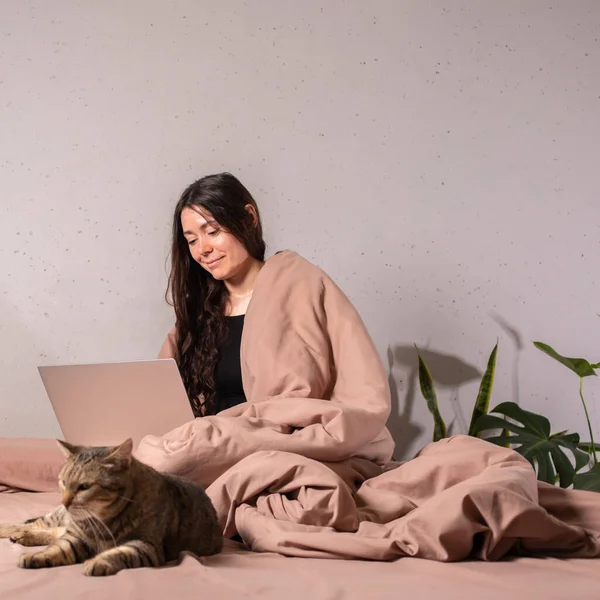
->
[134, 250, 600, 561]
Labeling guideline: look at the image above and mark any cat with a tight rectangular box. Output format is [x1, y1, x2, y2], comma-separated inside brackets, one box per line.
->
[0, 438, 223, 576]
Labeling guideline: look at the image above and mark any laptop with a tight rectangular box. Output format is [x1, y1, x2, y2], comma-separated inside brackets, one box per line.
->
[38, 358, 195, 448]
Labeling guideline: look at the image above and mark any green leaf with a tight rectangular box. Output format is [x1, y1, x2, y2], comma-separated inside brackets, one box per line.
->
[532, 450, 556, 485]
[470, 414, 524, 436]
[549, 447, 578, 488]
[533, 342, 597, 378]
[472, 401, 584, 488]
[416, 346, 447, 442]
[490, 402, 551, 438]
[573, 447, 592, 472]
[468, 342, 498, 437]
[574, 442, 594, 472]
[484, 434, 532, 446]
[578, 442, 600, 453]
[573, 463, 600, 492]
[554, 434, 591, 473]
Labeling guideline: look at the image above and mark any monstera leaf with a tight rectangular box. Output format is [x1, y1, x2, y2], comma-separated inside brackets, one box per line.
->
[573, 463, 600, 492]
[578, 442, 600, 454]
[471, 402, 589, 488]
[534, 341, 599, 465]
[533, 342, 598, 378]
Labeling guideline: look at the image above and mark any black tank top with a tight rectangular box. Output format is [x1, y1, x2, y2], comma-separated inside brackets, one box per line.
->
[214, 315, 246, 413]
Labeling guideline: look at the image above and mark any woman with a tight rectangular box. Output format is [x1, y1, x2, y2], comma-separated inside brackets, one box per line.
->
[148, 170, 394, 490]
[166, 172, 268, 417]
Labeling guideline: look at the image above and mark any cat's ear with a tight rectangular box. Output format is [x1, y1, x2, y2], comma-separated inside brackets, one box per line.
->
[102, 438, 134, 468]
[56, 439, 81, 459]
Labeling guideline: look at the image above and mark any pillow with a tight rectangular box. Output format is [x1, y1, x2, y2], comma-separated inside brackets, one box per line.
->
[0, 438, 65, 492]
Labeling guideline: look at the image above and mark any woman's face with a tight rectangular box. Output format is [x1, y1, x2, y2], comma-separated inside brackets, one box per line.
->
[180, 206, 252, 282]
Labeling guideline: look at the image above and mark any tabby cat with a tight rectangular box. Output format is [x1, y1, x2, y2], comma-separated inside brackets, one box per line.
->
[0, 438, 223, 576]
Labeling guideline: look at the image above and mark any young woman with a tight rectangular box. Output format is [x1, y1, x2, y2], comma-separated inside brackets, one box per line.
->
[153, 171, 395, 487]
[166, 172, 268, 417]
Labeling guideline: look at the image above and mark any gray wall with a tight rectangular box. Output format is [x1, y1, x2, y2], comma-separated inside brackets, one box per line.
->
[1, 1, 599, 458]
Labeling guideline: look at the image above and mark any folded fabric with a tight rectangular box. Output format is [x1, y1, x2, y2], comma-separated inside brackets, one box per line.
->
[0, 437, 64, 492]
[205, 434, 600, 560]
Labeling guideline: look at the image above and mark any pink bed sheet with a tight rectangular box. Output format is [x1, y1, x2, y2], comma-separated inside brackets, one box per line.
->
[2, 490, 600, 600]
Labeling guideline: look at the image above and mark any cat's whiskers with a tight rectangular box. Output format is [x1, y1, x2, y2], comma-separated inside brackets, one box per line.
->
[88, 509, 117, 549]
[81, 511, 102, 551]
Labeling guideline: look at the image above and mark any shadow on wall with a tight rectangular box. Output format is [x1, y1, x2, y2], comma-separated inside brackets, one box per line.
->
[490, 311, 523, 407]
[386, 344, 482, 460]
[386, 312, 526, 460]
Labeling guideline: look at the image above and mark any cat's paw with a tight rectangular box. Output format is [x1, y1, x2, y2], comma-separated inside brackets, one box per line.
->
[0, 524, 18, 539]
[9, 529, 42, 547]
[83, 557, 120, 577]
[18, 552, 48, 569]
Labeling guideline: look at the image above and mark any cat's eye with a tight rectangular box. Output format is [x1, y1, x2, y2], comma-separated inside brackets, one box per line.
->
[77, 483, 92, 492]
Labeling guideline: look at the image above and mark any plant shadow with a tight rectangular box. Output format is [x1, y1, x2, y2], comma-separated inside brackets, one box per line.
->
[386, 344, 483, 459]
[490, 311, 523, 406]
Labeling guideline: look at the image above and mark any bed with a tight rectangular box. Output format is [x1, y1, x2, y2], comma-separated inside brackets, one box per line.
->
[2, 491, 600, 600]
[2, 434, 600, 600]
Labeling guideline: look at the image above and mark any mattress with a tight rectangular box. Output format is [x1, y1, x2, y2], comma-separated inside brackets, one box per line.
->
[2, 490, 599, 600]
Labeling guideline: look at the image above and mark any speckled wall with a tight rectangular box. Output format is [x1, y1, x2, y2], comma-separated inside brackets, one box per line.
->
[1, 1, 598, 457]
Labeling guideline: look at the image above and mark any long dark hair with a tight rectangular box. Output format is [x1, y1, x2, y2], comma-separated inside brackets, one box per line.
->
[167, 172, 265, 416]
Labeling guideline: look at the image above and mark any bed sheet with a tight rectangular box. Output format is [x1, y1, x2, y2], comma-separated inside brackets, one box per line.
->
[1, 490, 599, 600]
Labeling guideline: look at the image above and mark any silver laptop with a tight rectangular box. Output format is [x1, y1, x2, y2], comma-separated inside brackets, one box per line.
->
[38, 358, 195, 448]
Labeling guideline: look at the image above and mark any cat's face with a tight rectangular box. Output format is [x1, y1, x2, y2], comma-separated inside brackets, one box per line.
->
[56, 439, 133, 521]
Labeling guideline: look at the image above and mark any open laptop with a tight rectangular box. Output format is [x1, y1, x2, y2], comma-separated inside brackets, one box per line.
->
[38, 358, 195, 448]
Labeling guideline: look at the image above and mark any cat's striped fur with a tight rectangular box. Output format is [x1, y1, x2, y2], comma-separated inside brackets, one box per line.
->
[0, 439, 223, 576]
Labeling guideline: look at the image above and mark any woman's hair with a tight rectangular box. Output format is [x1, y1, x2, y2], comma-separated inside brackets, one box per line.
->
[167, 172, 265, 416]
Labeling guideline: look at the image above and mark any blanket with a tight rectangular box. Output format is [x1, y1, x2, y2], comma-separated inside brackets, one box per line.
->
[134, 250, 600, 561]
